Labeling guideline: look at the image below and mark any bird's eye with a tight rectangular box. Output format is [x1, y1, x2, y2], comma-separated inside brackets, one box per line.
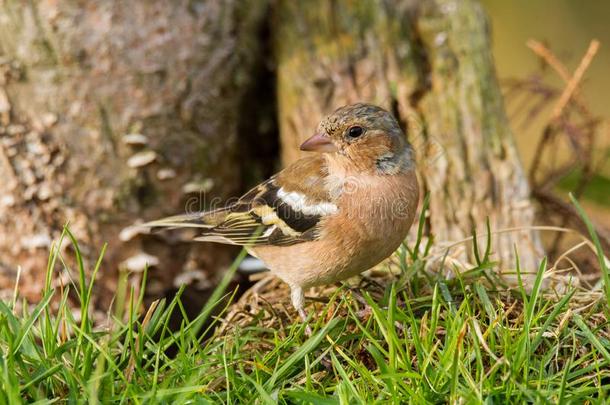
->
[347, 126, 364, 138]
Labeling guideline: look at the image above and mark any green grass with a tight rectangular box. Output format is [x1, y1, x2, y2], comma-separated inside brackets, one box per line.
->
[1, 200, 609, 403]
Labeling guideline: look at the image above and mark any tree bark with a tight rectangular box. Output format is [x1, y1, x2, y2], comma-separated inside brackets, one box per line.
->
[0, 0, 268, 304]
[0, 0, 546, 309]
[274, 0, 544, 273]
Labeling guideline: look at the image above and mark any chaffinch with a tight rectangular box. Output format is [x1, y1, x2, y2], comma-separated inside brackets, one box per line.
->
[146, 103, 419, 324]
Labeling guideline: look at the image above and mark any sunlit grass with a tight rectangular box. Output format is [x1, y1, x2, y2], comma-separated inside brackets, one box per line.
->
[0, 198, 609, 403]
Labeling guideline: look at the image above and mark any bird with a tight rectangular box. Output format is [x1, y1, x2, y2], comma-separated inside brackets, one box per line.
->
[144, 103, 419, 326]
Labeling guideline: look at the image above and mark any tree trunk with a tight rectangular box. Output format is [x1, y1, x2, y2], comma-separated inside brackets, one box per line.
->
[0, 1, 268, 304]
[274, 0, 544, 274]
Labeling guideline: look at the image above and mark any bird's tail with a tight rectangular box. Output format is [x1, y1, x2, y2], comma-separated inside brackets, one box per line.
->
[141, 207, 230, 231]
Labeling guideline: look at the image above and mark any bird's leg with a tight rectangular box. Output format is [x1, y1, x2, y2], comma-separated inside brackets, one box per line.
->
[291, 285, 312, 336]
[291, 285, 332, 369]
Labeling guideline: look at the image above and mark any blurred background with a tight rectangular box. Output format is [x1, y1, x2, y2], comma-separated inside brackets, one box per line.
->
[482, 0, 609, 222]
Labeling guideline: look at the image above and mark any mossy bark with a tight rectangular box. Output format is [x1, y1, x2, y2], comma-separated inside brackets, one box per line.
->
[0, 1, 268, 304]
[274, 0, 544, 273]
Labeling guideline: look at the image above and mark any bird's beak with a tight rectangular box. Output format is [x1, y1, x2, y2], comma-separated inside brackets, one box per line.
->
[299, 133, 338, 153]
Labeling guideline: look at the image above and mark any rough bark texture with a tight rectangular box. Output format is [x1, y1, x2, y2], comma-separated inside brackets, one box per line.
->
[274, 0, 544, 273]
[0, 1, 268, 305]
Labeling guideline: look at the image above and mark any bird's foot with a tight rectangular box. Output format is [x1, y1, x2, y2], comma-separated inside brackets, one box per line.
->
[298, 307, 313, 336]
[291, 285, 313, 336]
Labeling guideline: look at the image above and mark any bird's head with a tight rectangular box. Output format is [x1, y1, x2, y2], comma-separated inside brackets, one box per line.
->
[300, 103, 413, 174]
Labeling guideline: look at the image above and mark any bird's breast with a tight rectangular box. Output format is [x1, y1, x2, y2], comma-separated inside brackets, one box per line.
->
[321, 169, 419, 271]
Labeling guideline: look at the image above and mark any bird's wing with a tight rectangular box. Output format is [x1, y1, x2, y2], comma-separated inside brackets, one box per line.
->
[144, 155, 338, 246]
